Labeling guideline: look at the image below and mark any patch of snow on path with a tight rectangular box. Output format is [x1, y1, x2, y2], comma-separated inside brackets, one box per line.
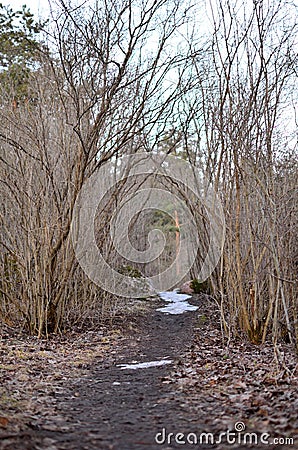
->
[157, 290, 198, 314]
[118, 360, 173, 370]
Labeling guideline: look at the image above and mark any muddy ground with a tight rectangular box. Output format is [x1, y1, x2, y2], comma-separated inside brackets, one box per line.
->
[0, 295, 297, 450]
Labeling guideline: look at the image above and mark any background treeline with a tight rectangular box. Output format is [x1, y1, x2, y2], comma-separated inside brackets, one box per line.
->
[0, 0, 297, 352]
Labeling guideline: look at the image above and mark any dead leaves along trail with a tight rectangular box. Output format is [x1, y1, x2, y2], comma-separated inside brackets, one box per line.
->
[0, 295, 297, 449]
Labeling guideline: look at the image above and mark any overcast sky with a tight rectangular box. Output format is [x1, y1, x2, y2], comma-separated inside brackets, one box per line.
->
[1, 0, 50, 18]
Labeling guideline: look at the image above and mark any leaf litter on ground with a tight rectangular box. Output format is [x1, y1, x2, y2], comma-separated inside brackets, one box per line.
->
[0, 295, 297, 449]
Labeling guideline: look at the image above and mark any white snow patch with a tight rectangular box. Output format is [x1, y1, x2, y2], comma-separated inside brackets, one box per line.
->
[118, 359, 173, 370]
[158, 290, 192, 302]
[157, 290, 198, 315]
[157, 302, 198, 314]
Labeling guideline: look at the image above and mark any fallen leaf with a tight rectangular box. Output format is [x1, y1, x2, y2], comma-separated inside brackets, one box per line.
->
[0, 416, 9, 427]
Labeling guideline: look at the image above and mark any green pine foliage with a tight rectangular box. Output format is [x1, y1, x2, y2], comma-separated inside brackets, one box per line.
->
[190, 279, 211, 294]
[0, 3, 46, 102]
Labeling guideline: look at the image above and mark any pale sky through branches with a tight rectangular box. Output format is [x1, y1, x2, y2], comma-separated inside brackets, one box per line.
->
[1, 0, 296, 149]
[1, 0, 50, 18]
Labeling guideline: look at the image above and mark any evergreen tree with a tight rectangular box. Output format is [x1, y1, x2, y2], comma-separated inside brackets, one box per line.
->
[0, 3, 46, 103]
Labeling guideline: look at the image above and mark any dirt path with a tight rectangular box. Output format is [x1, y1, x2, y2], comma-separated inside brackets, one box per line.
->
[1, 296, 204, 450]
[1, 295, 297, 450]
[50, 308, 200, 450]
